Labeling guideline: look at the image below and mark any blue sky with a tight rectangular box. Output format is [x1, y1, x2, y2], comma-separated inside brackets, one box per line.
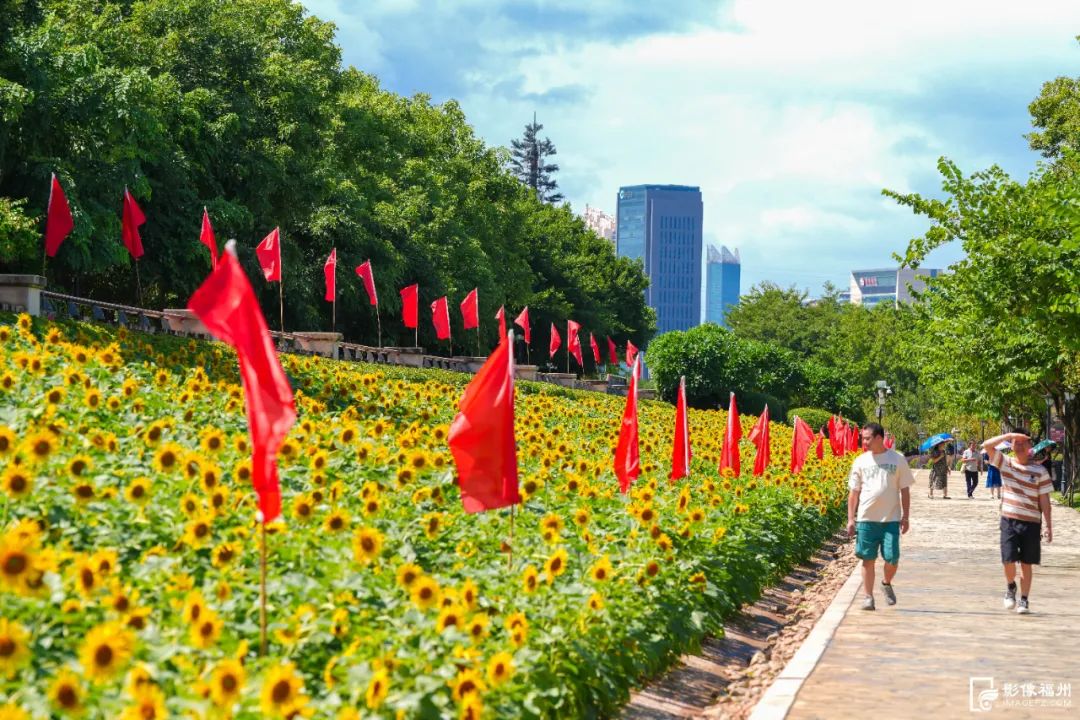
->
[302, 0, 1080, 296]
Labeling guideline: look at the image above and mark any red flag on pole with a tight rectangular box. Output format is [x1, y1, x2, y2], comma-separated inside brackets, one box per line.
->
[256, 228, 281, 282]
[460, 288, 479, 330]
[815, 429, 825, 460]
[669, 375, 691, 481]
[495, 306, 506, 339]
[432, 296, 451, 340]
[589, 333, 601, 365]
[44, 174, 74, 258]
[718, 392, 741, 476]
[614, 357, 641, 493]
[199, 208, 218, 267]
[355, 261, 378, 306]
[323, 248, 337, 302]
[848, 425, 860, 454]
[567, 320, 583, 367]
[121, 188, 146, 259]
[827, 416, 844, 457]
[626, 340, 638, 367]
[400, 284, 418, 329]
[884, 433, 895, 449]
[549, 323, 561, 359]
[607, 337, 617, 365]
[514, 307, 531, 344]
[790, 416, 816, 474]
[748, 405, 771, 477]
[187, 244, 296, 523]
[448, 330, 521, 513]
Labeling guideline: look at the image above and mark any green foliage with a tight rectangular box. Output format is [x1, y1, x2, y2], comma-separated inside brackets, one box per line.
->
[644, 323, 858, 418]
[786, 407, 833, 431]
[0, 197, 38, 267]
[0, 0, 654, 351]
[508, 115, 563, 204]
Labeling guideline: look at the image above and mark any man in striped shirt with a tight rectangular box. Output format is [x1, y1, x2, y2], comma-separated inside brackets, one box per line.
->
[982, 431, 1054, 614]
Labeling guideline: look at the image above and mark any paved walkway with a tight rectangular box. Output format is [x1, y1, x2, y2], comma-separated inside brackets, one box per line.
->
[756, 470, 1080, 719]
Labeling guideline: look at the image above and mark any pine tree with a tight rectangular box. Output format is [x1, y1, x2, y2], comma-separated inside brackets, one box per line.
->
[509, 113, 563, 203]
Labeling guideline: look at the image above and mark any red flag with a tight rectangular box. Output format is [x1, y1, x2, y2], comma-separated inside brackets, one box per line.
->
[460, 288, 479, 330]
[44, 174, 74, 258]
[607, 336, 617, 365]
[256, 228, 281, 282]
[432, 296, 451, 340]
[669, 375, 691, 481]
[549, 322, 561, 359]
[121, 188, 146, 259]
[815, 429, 825, 460]
[626, 340, 639, 367]
[589, 333, 601, 364]
[848, 425, 860, 454]
[514, 307, 531, 344]
[323, 248, 337, 302]
[355, 260, 378, 306]
[884, 433, 895, 449]
[790, 416, 816, 474]
[400, 284, 418, 329]
[748, 405, 771, 477]
[448, 330, 521, 513]
[567, 320, 583, 367]
[187, 245, 296, 523]
[495, 306, 507, 339]
[614, 358, 641, 493]
[718, 392, 741, 476]
[827, 416, 844, 457]
[199, 208, 218, 267]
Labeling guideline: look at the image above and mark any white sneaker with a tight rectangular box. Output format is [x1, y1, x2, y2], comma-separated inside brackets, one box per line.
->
[1003, 586, 1017, 610]
[1016, 598, 1030, 615]
[861, 595, 875, 611]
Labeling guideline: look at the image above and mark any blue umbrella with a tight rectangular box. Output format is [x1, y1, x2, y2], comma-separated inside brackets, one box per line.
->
[919, 433, 954, 452]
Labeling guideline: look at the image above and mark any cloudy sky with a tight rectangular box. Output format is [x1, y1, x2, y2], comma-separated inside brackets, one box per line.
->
[302, 0, 1080, 295]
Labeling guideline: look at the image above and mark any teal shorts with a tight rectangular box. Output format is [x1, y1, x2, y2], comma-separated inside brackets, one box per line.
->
[856, 521, 900, 565]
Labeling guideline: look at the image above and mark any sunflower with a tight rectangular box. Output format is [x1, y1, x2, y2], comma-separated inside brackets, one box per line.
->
[44, 386, 66, 405]
[330, 608, 350, 638]
[436, 605, 464, 633]
[291, 495, 315, 523]
[1, 465, 32, 498]
[485, 651, 514, 687]
[181, 591, 208, 624]
[118, 686, 166, 720]
[79, 622, 134, 683]
[200, 429, 226, 454]
[179, 493, 202, 517]
[142, 422, 165, 447]
[259, 663, 308, 718]
[0, 534, 36, 594]
[422, 512, 443, 539]
[466, 613, 489, 643]
[210, 658, 245, 708]
[573, 507, 590, 527]
[190, 611, 223, 649]
[449, 668, 486, 703]
[49, 669, 84, 716]
[0, 702, 30, 720]
[409, 576, 441, 611]
[0, 427, 14, 455]
[23, 430, 56, 463]
[92, 549, 118, 576]
[211, 542, 238, 569]
[459, 695, 483, 720]
[0, 619, 30, 679]
[365, 668, 390, 709]
[460, 578, 479, 610]
[106, 582, 137, 614]
[152, 443, 182, 474]
[183, 513, 214, 548]
[589, 555, 613, 583]
[395, 563, 422, 590]
[587, 592, 605, 612]
[352, 528, 384, 565]
[323, 510, 350, 534]
[521, 565, 539, 594]
[544, 548, 569, 583]
[200, 463, 221, 493]
[84, 389, 102, 410]
[362, 496, 380, 517]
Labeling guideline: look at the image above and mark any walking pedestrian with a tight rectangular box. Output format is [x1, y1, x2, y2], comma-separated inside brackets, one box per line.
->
[961, 441, 980, 498]
[984, 448, 1003, 499]
[847, 422, 914, 611]
[982, 431, 1053, 614]
[928, 443, 950, 499]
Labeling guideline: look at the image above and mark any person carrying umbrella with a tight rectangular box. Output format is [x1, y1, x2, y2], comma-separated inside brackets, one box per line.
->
[925, 434, 952, 499]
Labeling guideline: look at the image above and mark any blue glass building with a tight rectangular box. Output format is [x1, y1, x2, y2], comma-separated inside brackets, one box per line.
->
[616, 185, 703, 335]
[705, 244, 740, 327]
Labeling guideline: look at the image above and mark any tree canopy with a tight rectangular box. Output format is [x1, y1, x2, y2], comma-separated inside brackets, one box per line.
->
[0, 0, 653, 353]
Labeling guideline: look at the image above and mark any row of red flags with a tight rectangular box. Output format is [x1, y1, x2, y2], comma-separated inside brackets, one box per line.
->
[44, 176, 147, 260]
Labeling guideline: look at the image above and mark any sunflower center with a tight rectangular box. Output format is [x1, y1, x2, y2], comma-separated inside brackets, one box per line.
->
[361, 537, 375, 553]
[9, 475, 27, 492]
[0, 638, 15, 656]
[58, 685, 78, 707]
[94, 644, 114, 667]
[132, 486, 145, 499]
[3, 552, 28, 576]
[271, 679, 292, 703]
[221, 674, 238, 692]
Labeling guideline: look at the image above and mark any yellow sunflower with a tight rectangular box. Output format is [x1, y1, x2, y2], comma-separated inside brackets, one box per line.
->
[365, 668, 390, 709]
[79, 622, 135, 683]
[48, 669, 85, 716]
[0, 534, 36, 594]
[259, 663, 308, 718]
[486, 651, 514, 687]
[22, 430, 56, 464]
[322, 509, 350, 534]
[189, 610, 223, 649]
[183, 513, 214, 548]
[449, 668, 486, 703]
[0, 426, 14, 455]
[589, 555, 613, 583]
[118, 686, 166, 720]
[544, 548, 569, 584]
[521, 565, 539, 594]
[1, 465, 32, 499]
[152, 443, 182, 474]
[209, 658, 245, 708]
[395, 563, 422, 590]
[0, 619, 30, 679]
[409, 576, 441, 611]
[436, 605, 464, 633]
[351, 528, 383, 565]
[211, 542, 238, 569]
[123, 477, 152, 506]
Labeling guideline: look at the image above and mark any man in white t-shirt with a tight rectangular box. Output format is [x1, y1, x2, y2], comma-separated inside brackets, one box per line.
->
[961, 441, 980, 498]
[847, 422, 915, 611]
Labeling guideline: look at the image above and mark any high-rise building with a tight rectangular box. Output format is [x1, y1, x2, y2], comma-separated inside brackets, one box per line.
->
[849, 267, 943, 306]
[705, 244, 740, 327]
[616, 184, 703, 335]
[582, 204, 616, 245]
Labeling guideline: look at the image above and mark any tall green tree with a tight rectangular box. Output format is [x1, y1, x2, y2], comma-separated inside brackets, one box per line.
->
[508, 113, 563, 204]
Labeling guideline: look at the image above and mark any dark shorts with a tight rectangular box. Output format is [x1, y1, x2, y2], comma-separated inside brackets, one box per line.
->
[1000, 517, 1041, 565]
[856, 521, 900, 564]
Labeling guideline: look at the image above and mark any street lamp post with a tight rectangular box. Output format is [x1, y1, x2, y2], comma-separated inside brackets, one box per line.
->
[1066, 391, 1075, 505]
[875, 380, 891, 424]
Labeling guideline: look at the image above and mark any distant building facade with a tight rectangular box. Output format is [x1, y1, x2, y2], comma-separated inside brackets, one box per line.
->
[705, 244, 740, 327]
[849, 267, 942, 306]
[582, 204, 616, 244]
[616, 184, 703, 335]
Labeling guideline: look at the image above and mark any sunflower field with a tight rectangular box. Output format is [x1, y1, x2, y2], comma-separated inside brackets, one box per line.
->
[0, 312, 851, 719]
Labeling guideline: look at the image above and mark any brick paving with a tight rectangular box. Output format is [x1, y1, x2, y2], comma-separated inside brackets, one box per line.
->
[784, 470, 1080, 719]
